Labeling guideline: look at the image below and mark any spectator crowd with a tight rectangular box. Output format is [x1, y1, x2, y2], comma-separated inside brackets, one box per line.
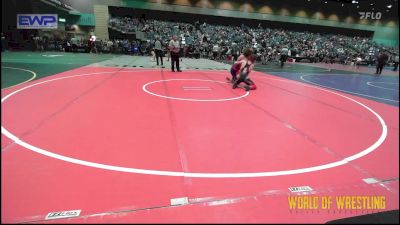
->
[2, 15, 399, 69]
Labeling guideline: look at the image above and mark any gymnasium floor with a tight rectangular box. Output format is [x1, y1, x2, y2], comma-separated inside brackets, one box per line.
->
[1, 52, 399, 223]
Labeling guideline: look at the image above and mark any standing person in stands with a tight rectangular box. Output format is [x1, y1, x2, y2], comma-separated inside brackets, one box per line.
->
[168, 35, 182, 72]
[88, 34, 97, 54]
[280, 46, 289, 67]
[393, 54, 399, 71]
[70, 36, 78, 53]
[1, 33, 7, 52]
[355, 55, 362, 69]
[154, 36, 164, 67]
[138, 41, 144, 56]
[212, 43, 219, 60]
[166, 45, 171, 62]
[375, 50, 389, 75]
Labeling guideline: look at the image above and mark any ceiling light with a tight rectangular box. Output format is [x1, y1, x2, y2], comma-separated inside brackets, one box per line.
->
[387, 5, 392, 9]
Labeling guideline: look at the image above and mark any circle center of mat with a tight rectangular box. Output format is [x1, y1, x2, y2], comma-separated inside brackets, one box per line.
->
[142, 79, 249, 102]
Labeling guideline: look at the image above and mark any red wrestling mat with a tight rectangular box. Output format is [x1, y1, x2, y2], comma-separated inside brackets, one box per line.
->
[2, 67, 398, 223]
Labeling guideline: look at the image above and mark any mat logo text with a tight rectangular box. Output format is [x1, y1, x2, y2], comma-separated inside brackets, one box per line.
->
[17, 14, 58, 29]
[45, 210, 81, 220]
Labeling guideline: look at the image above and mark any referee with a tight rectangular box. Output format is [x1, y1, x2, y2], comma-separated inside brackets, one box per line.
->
[168, 35, 182, 72]
[375, 50, 388, 75]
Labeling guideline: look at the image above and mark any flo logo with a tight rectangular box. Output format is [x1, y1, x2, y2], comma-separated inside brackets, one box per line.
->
[359, 12, 382, 20]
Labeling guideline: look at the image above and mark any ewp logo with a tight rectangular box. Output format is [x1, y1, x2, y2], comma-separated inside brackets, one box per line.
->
[17, 14, 58, 29]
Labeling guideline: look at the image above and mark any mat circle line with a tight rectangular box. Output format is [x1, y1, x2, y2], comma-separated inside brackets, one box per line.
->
[142, 79, 249, 101]
[366, 81, 399, 91]
[300, 74, 399, 102]
[1, 70, 387, 178]
[1, 66, 37, 90]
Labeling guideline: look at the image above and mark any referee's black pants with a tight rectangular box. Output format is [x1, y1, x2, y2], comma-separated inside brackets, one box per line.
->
[171, 52, 180, 71]
[155, 49, 163, 66]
